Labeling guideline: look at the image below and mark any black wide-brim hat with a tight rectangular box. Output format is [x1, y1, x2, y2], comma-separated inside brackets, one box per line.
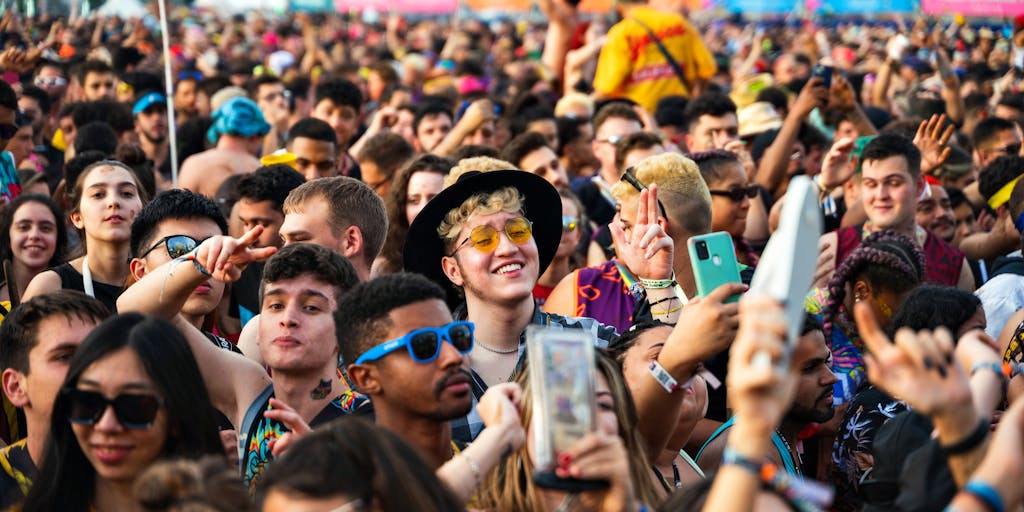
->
[403, 170, 562, 289]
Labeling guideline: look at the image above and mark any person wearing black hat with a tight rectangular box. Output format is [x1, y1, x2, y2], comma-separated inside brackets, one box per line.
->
[404, 168, 731, 458]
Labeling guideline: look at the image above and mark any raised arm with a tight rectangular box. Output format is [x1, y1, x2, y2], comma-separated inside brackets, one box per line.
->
[116, 227, 276, 425]
[755, 77, 827, 198]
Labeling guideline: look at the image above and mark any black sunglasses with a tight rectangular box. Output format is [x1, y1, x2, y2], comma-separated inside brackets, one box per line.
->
[622, 167, 669, 220]
[139, 235, 200, 259]
[0, 123, 17, 139]
[708, 185, 759, 202]
[66, 388, 163, 429]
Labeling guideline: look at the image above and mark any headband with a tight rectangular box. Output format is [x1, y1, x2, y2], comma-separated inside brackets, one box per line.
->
[987, 174, 1024, 210]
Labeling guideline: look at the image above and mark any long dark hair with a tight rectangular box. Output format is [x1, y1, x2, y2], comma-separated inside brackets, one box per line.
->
[257, 417, 465, 512]
[378, 155, 453, 274]
[0, 193, 68, 268]
[22, 313, 224, 511]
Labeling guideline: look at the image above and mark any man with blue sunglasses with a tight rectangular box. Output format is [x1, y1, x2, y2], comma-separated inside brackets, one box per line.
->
[336, 272, 526, 492]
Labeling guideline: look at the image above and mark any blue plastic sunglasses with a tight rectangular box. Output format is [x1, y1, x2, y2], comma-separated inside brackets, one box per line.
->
[355, 321, 475, 365]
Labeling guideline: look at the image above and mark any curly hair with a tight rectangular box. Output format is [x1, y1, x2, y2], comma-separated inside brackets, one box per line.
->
[437, 186, 523, 250]
[378, 155, 453, 275]
[822, 230, 925, 338]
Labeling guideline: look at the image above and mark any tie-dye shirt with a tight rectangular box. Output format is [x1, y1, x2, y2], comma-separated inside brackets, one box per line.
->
[240, 385, 370, 492]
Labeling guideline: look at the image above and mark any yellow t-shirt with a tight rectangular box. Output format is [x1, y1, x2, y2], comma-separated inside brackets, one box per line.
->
[593, 7, 717, 112]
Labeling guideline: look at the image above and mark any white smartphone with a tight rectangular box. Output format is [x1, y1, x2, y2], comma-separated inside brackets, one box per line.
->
[748, 176, 822, 363]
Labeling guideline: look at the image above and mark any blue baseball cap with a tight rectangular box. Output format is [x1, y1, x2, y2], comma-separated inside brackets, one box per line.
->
[132, 92, 167, 117]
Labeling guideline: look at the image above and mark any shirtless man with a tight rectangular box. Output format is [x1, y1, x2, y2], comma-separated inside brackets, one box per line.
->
[178, 97, 268, 196]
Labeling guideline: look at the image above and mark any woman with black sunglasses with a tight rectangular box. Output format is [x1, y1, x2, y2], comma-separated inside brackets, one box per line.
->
[690, 150, 764, 267]
[19, 313, 224, 512]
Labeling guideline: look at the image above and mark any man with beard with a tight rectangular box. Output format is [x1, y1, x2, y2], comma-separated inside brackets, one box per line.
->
[133, 92, 170, 178]
[696, 315, 838, 476]
[336, 273, 478, 467]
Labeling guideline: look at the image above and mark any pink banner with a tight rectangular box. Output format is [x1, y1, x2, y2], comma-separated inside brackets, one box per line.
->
[922, 0, 1024, 16]
[334, 0, 458, 13]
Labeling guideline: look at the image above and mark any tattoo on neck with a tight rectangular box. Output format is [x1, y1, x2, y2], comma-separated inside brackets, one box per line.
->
[310, 379, 332, 400]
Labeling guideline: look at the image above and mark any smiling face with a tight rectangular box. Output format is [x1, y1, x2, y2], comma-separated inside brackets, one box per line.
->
[134, 217, 225, 320]
[915, 184, 955, 242]
[9, 200, 58, 271]
[70, 166, 143, 244]
[257, 274, 339, 374]
[441, 210, 539, 306]
[860, 155, 921, 232]
[369, 299, 472, 422]
[71, 347, 168, 483]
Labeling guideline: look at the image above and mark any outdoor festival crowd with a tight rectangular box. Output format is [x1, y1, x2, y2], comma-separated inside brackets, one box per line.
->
[1, 1, 1024, 510]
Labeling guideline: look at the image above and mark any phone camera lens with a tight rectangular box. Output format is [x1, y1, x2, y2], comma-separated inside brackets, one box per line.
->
[696, 241, 709, 260]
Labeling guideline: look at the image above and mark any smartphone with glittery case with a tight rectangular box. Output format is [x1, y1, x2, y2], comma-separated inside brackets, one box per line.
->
[527, 326, 608, 492]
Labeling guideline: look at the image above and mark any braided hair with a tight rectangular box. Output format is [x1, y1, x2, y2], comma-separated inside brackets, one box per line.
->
[822, 230, 925, 338]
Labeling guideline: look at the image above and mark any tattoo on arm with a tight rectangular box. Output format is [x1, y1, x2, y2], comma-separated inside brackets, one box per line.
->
[310, 378, 332, 400]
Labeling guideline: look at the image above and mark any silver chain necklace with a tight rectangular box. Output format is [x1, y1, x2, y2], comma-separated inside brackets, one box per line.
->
[475, 339, 521, 354]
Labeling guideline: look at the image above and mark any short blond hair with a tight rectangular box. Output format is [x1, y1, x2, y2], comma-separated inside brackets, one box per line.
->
[555, 92, 595, 118]
[444, 157, 518, 188]
[611, 152, 712, 235]
[437, 186, 524, 250]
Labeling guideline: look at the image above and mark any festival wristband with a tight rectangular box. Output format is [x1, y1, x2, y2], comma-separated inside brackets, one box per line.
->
[963, 480, 1006, 512]
[723, 447, 833, 512]
[648, 359, 691, 394]
[639, 276, 676, 289]
[939, 418, 989, 456]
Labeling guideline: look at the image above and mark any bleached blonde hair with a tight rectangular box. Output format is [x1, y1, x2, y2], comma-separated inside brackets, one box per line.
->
[611, 152, 713, 235]
[437, 186, 524, 251]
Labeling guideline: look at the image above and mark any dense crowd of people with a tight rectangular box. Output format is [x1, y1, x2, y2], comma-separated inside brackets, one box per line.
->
[0, 2, 1023, 510]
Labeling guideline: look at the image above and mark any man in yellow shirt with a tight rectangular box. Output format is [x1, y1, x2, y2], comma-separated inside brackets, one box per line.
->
[593, 0, 716, 112]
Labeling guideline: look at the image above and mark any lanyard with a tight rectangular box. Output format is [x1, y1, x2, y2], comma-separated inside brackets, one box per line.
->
[81, 256, 95, 298]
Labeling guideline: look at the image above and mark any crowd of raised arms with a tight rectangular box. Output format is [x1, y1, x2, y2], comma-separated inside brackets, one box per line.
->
[1, 2, 1024, 511]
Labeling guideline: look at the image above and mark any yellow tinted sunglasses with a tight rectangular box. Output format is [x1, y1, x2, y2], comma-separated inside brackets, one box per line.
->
[449, 216, 533, 256]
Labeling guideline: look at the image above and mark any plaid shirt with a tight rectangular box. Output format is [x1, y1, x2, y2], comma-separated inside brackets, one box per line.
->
[450, 307, 618, 444]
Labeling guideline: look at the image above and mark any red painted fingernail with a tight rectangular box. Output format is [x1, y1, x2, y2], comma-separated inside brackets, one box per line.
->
[558, 454, 571, 465]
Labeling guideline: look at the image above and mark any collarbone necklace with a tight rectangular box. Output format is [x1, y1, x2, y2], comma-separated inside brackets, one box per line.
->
[475, 338, 520, 354]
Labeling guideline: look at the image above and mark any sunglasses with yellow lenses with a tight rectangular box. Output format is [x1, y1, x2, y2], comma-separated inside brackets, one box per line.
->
[450, 216, 533, 256]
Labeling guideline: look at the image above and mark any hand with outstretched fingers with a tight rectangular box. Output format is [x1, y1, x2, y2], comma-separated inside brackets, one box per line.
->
[193, 226, 278, 283]
[914, 113, 954, 175]
[854, 302, 972, 418]
[265, 398, 313, 458]
[820, 137, 857, 190]
[608, 185, 674, 282]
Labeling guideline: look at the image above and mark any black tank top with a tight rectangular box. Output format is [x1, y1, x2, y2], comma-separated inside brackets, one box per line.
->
[51, 262, 122, 313]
